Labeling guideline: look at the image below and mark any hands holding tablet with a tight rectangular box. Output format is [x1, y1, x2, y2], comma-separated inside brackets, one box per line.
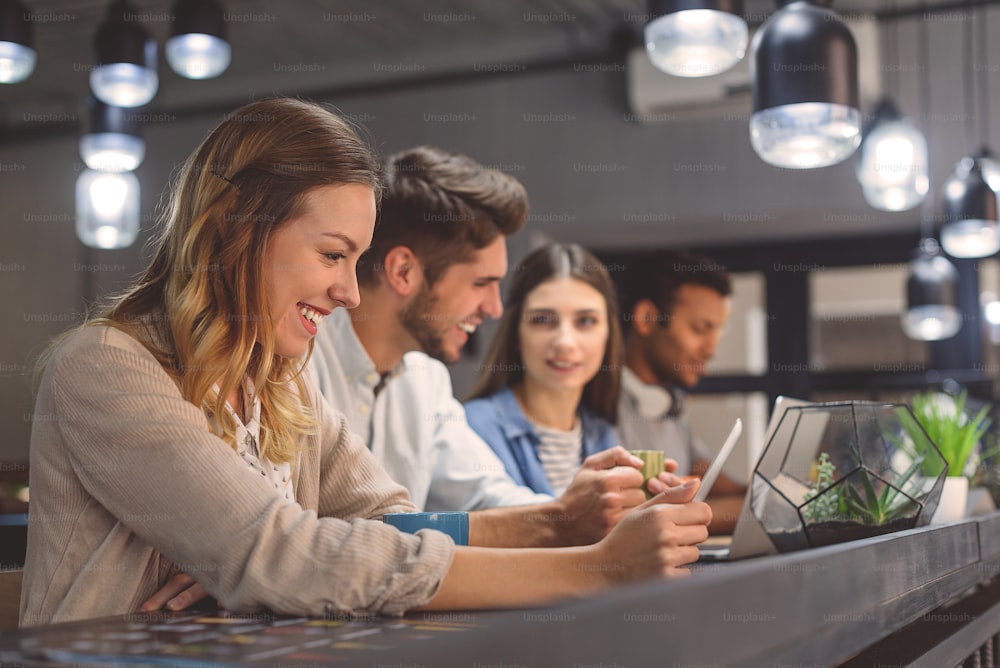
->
[628, 418, 745, 538]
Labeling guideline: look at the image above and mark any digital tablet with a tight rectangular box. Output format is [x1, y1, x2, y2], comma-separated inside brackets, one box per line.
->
[693, 418, 743, 502]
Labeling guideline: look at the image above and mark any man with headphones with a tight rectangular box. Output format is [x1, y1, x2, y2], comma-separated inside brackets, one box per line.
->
[618, 250, 744, 532]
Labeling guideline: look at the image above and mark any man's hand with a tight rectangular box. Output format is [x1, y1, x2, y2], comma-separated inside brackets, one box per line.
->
[550, 446, 685, 545]
[139, 572, 209, 612]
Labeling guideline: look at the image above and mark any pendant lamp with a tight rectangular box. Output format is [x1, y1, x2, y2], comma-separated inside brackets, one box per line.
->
[79, 96, 145, 172]
[91, 0, 158, 108]
[857, 99, 929, 211]
[938, 10, 1000, 259]
[0, 0, 34, 83]
[75, 169, 141, 249]
[644, 0, 748, 78]
[166, 0, 230, 80]
[749, 0, 861, 169]
[902, 238, 962, 341]
[940, 150, 1000, 258]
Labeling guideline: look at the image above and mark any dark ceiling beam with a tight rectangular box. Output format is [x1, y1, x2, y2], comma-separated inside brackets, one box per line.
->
[0, 47, 625, 146]
[2, 0, 999, 147]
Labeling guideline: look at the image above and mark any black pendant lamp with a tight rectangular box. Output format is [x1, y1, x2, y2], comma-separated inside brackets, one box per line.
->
[938, 10, 1000, 259]
[902, 238, 961, 341]
[940, 148, 1000, 258]
[79, 96, 145, 173]
[749, 0, 861, 169]
[166, 0, 230, 80]
[91, 0, 158, 108]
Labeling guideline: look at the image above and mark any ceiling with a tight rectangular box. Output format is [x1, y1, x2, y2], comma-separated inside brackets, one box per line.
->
[0, 0, 947, 138]
[4, 0, 645, 134]
[5, 0, 997, 251]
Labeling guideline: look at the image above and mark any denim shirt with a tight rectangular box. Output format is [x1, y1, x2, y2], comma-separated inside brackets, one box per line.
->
[464, 387, 619, 496]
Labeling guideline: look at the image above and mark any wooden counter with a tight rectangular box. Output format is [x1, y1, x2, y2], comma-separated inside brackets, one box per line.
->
[3, 513, 1000, 667]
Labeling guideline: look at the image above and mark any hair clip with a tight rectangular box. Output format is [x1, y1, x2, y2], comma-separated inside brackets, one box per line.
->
[210, 169, 240, 190]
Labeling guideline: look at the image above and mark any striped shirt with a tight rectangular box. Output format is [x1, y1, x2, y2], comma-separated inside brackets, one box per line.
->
[533, 420, 583, 496]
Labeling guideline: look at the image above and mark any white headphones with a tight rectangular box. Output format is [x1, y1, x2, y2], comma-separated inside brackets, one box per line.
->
[621, 368, 684, 419]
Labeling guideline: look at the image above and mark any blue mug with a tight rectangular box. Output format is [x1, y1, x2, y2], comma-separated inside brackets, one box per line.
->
[383, 511, 469, 545]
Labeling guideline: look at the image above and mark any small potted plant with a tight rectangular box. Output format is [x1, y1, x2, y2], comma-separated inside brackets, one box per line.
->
[750, 401, 948, 552]
[799, 452, 925, 547]
[910, 390, 992, 523]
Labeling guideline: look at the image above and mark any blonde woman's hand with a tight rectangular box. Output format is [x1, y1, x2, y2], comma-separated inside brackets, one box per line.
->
[139, 572, 209, 612]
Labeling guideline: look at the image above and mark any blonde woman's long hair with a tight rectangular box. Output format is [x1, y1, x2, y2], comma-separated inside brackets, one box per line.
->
[91, 97, 381, 463]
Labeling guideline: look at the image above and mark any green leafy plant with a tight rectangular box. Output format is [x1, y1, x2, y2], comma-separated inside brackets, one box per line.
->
[911, 390, 992, 478]
[802, 453, 839, 524]
[801, 452, 922, 526]
[837, 460, 922, 525]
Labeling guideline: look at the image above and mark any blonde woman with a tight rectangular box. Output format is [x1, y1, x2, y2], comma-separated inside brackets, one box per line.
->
[21, 98, 710, 627]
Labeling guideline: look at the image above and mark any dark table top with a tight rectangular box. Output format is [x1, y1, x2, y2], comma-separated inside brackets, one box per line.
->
[3, 513, 1000, 667]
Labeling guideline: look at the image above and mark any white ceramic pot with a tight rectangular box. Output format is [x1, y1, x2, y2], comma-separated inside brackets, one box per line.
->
[931, 476, 969, 524]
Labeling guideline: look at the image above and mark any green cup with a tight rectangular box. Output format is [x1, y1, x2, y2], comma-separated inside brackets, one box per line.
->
[630, 450, 665, 499]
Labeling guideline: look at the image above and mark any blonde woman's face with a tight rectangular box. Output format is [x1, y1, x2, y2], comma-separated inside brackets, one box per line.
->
[263, 183, 375, 358]
[518, 277, 609, 397]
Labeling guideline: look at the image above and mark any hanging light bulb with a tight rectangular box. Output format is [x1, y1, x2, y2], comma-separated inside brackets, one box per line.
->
[0, 0, 35, 83]
[75, 169, 140, 249]
[166, 0, 230, 80]
[940, 149, 1000, 259]
[643, 0, 748, 78]
[79, 96, 145, 172]
[857, 99, 929, 211]
[749, 0, 861, 169]
[90, 0, 158, 108]
[982, 291, 1000, 345]
[902, 238, 962, 341]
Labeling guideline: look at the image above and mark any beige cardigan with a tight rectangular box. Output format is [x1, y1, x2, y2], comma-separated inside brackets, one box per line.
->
[20, 325, 454, 627]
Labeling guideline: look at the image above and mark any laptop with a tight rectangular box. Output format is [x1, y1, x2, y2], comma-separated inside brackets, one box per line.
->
[697, 396, 812, 561]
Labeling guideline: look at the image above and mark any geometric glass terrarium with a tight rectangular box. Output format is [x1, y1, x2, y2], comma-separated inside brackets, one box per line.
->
[750, 401, 948, 552]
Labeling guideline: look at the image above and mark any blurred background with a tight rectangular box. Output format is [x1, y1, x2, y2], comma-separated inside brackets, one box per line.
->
[2, 0, 1000, 489]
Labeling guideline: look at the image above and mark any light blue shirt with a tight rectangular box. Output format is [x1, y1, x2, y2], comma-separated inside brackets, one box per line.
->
[309, 309, 553, 512]
[464, 387, 619, 496]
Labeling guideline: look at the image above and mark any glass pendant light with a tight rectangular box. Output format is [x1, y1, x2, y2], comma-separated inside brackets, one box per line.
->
[166, 0, 230, 80]
[982, 291, 1000, 345]
[902, 238, 962, 341]
[900, 1, 961, 343]
[79, 96, 145, 172]
[0, 0, 35, 83]
[940, 150, 1000, 258]
[644, 0, 748, 78]
[857, 99, 929, 212]
[749, 0, 861, 169]
[91, 0, 158, 108]
[938, 13, 1000, 259]
[75, 169, 140, 249]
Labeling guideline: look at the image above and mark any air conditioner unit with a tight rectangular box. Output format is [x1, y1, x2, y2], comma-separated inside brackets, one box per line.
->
[626, 16, 881, 123]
